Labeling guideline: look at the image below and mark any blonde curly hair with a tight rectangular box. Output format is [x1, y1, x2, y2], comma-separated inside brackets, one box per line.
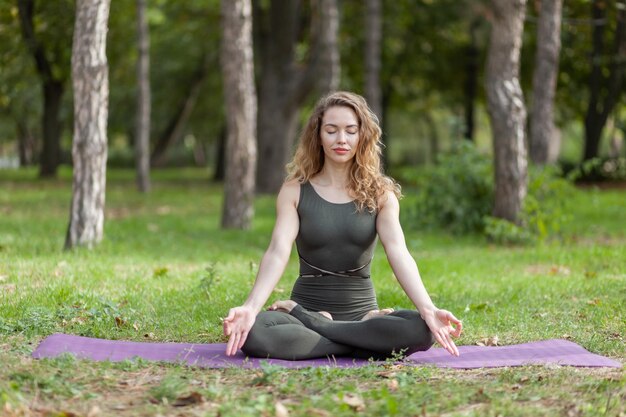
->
[286, 91, 401, 212]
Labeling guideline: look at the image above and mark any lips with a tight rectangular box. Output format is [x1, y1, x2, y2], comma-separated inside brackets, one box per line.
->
[333, 148, 349, 154]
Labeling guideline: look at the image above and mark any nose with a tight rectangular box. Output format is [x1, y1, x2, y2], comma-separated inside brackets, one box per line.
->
[336, 130, 347, 144]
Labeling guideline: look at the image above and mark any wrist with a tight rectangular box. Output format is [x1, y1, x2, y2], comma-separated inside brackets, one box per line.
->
[418, 305, 437, 319]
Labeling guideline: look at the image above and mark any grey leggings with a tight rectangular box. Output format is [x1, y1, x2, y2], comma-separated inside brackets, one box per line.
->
[241, 305, 434, 360]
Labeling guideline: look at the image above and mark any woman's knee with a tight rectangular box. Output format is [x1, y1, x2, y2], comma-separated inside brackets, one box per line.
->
[390, 309, 435, 350]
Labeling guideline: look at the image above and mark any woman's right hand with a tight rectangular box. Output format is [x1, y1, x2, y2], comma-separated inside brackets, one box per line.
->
[223, 306, 257, 356]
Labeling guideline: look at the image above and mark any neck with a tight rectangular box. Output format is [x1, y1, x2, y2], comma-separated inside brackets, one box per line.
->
[317, 161, 352, 188]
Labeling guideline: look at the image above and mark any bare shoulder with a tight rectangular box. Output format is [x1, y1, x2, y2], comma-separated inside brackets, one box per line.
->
[277, 179, 301, 209]
[377, 190, 400, 213]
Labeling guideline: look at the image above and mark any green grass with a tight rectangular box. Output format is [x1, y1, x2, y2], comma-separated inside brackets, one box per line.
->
[0, 167, 624, 416]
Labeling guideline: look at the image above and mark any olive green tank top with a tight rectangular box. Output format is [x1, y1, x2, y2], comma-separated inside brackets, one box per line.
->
[290, 182, 379, 321]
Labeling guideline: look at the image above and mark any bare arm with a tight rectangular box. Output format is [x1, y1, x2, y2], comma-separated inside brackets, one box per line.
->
[223, 181, 300, 355]
[377, 192, 462, 355]
[241, 181, 300, 313]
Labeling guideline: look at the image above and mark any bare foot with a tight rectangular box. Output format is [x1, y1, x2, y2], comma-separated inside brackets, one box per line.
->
[317, 311, 333, 320]
[268, 299, 297, 313]
[269, 300, 333, 320]
[361, 308, 395, 321]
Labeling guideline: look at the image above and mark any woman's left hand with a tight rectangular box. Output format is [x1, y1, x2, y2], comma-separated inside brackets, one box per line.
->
[423, 309, 463, 356]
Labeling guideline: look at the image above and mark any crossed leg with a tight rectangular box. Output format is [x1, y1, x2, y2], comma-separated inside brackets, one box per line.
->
[241, 303, 434, 360]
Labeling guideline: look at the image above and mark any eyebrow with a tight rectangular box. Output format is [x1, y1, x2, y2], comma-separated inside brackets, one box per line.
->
[323, 123, 359, 128]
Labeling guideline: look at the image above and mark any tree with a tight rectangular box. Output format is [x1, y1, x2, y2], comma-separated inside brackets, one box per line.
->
[220, 0, 257, 229]
[530, 0, 563, 164]
[583, 0, 625, 161]
[254, 0, 340, 194]
[485, 0, 528, 223]
[17, 0, 73, 177]
[135, 0, 151, 192]
[364, 0, 382, 122]
[65, 0, 111, 250]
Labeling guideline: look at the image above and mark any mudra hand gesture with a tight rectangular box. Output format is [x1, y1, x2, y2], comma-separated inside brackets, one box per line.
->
[423, 308, 463, 356]
[223, 305, 256, 356]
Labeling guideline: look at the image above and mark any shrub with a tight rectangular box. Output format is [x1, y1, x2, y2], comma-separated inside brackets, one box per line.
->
[411, 142, 574, 243]
[413, 141, 493, 234]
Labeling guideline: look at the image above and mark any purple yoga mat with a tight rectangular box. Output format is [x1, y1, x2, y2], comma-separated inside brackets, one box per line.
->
[32, 334, 621, 369]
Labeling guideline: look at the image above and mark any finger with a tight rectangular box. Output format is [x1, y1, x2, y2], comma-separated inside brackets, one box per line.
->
[237, 330, 249, 350]
[223, 321, 231, 336]
[451, 322, 463, 338]
[433, 331, 448, 352]
[447, 312, 462, 326]
[226, 334, 236, 356]
[229, 332, 241, 356]
[446, 336, 459, 356]
[439, 330, 452, 353]
[224, 309, 235, 323]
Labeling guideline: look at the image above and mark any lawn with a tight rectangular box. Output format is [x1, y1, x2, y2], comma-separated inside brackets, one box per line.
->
[1, 167, 624, 416]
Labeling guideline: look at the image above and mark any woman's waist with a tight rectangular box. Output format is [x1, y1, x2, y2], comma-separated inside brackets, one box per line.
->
[290, 275, 378, 321]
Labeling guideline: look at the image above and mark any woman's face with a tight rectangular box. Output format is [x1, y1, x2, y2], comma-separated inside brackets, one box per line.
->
[319, 106, 360, 164]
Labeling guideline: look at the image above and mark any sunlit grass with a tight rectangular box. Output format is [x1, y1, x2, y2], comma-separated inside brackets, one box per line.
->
[0, 167, 624, 416]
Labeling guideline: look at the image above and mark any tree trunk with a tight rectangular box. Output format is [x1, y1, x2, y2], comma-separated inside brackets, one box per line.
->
[255, 0, 340, 194]
[583, 0, 625, 161]
[463, 19, 481, 141]
[485, 0, 528, 224]
[15, 118, 36, 166]
[150, 59, 207, 167]
[529, 0, 562, 165]
[220, 0, 257, 229]
[213, 125, 226, 181]
[65, 0, 111, 250]
[135, 0, 151, 192]
[17, 0, 65, 178]
[365, 0, 383, 126]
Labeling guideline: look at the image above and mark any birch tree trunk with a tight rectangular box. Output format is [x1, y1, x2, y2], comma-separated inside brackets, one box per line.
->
[255, 0, 340, 194]
[65, 0, 111, 250]
[485, 0, 528, 223]
[220, 0, 257, 229]
[135, 0, 151, 192]
[529, 0, 562, 165]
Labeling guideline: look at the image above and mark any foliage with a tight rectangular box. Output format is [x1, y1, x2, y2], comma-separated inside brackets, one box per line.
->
[411, 142, 576, 243]
[565, 157, 626, 183]
[412, 140, 493, 234]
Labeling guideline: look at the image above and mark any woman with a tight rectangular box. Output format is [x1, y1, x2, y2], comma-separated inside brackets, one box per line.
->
[223, 91, 462, 360]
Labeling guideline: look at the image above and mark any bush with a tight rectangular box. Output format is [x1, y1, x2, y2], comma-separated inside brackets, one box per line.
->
[411, 142, 574, 243]
[413, 141, 493, 234]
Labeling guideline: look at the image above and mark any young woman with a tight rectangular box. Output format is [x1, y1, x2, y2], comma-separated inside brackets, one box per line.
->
[223, 91, 462, 360]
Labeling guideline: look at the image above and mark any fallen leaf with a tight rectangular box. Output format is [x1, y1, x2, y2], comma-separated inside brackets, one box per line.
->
[173, 392, 204, 407]
[376, 370, 397, 379]
[549, 265, 571, 275]
[0, 275, 7, 282]
[156, 206, 172, 215]
[587, 298, 601, 306]
[341, 393, 365, 411]
[477, 336, 499, 347]
[0, 284, 16, 294]
[114, 316, 126, 327]
[144, 332, 155, 339]
[133, 322, 140, 331]
[87, 405, 101, 417]
[561, 334, 572, 340]
[387, 379, 399, 391]
[275, 401, 289, 417]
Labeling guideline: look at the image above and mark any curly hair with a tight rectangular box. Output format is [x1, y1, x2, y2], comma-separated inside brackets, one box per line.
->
[286, 91, 401, 212]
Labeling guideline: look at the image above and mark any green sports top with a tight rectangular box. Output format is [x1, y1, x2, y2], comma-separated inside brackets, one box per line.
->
[290, 182, 379, 321]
